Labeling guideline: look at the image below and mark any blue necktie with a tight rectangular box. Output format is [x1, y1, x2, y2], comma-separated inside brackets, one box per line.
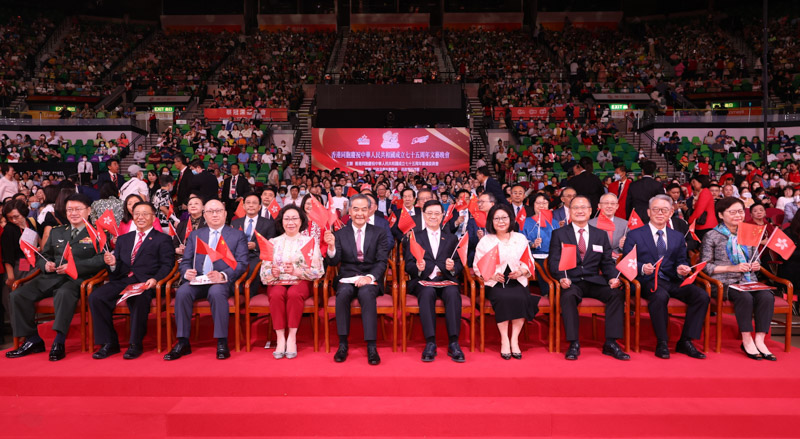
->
[656, 230, 666, 259]
[245, 218, 254, 239]
[203, 230, 219, 274]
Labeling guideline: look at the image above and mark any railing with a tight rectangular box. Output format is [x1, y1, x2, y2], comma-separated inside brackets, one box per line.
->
[639, 111, 800, 128]
[0, 117, 145, 129]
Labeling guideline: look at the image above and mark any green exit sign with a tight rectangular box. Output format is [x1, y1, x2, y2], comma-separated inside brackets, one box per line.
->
[712, 102, 739, 109]
[609, 104, 629, 110]
[51, 105, 77, 112]
[153, 106, 174, 112]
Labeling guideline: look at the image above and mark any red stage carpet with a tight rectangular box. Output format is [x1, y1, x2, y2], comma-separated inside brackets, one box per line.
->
[2, 314, 799, 437]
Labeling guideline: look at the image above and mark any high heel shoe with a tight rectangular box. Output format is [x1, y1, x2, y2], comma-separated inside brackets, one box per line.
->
[285, 351, 297, 359]
[740, 343, 762, 361]
[757, 349, 777, 361]
[272, 351, 286, 359]
[511, 352, 522, 360]
[500, 352, 511, 360]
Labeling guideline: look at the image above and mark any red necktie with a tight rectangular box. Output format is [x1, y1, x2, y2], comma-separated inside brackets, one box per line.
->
[578, 228, 586, 259]
[129, 232, 145, 276]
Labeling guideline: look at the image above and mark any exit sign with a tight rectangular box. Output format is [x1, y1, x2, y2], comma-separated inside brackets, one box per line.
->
[609, 104, 629, 110]
[153, 106, 174, 112]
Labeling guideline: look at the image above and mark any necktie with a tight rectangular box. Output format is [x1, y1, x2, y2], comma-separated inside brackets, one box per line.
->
[70, 228, 77, 240]
[131, 231, 145, 266]
[618, 181, 624, 196]
[578, 228, 586, 259]
[656, 230, 666, 259]
[203, 230, 219, 274]
[356, 228, 364, 262]
[245, 218, 254, 238]
[111, 173, 117, 185]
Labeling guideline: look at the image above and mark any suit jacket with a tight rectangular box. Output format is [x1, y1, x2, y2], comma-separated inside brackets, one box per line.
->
[669, 216, 699, 252]
[221, 174, 251, 204]
[188, 170, 219, 202]
[180, 225, 249, 287]
[626, 176, 664, 223]
[549, 224, 618, 285]
[569, 171, 605, 212]
[390, 206, 423, 241]
[607, 178, 631, 219]
[588, 215, 628, 252]
[553, 206, 569, 226]
[376, 197, 392, 216]
[510, 203, 535, 221]
[96, 171, 124, 191]
[370, 214, 395, 251]
[174, 217, 206, 248]
[623, 224, 689, 286]
[173, 168, 192, 207]
[231, 215, 276, 261]
[35, 224, 106, 287]
[325, 223, 390, 295]
[110, 229, 175, 284]
[403, 228, 463, 294]
[483, 177, 508, 205]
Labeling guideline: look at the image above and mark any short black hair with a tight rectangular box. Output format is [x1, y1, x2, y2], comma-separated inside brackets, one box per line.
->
[65, 193, 92, 208]
[476, 166, 491, 177]
[243, 192, 260, 203]
[275, 204, 308, 235]
[159, 174, 174, 186]
[715, 196, 745, 222]
[401, 187, 416, 199]
[422, 200, 442, 213]
[2, 198, 28, 219]
[131, 201, 156, 214]
[666, 183, 681, 192]
[485, 204, 514, 235]
[641, 160, 657, 176]
[578, 156, 593, 170]
[261, 185, 277, 197]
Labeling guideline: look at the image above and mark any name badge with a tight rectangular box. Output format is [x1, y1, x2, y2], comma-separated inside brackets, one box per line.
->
[592, 245, 603, 252]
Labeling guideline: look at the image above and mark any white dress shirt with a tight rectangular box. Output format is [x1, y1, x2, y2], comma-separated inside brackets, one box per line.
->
[572, 222, 589, 245]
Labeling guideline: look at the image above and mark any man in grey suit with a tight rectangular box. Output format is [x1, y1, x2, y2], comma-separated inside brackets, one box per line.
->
[164, 199, 249, 360]
[588, 193, 628, 255]
[231, 192, 276, 282]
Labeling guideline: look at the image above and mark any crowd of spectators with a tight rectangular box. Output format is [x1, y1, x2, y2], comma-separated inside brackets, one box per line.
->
[0, 12, 58, 104]
[340, 29, 440, 84]
[744, 16, 800, 105]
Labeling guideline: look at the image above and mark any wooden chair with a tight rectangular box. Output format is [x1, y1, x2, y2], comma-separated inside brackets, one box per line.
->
[244, 261, 322, 352]
[545, 262, 630, 353]
[12, 269, 108, 353]
[165, 269, 250, 352]
[86, 262, 179, 353]
[322, 259, 398, 353]
[699, 268, 793, 353]
[399, 268, 476, 352]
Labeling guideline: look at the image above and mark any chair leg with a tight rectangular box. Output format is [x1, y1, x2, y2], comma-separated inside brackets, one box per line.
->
[716, 303, 723, 353]
[591, 314, 598, 340]
[87, 312, 94, 353]
[401, 309, 407, 352]
[245, 309, 252, 352]
[166, 309, 172, 350]
[324, 309, 330, 353]
[157, 308, 162, 353]
[555, 311, 561, 353]
[379, 315, 387, 341]
[392, 311, 397, 353]
[786, 310, 792, 353]
[235, 308, 240, 353]
[80, 301, 86, 353]
[13, 337, 20, 350]
[470, 311, 475, 353]
[635, 306, 641, 353]
[480, 308, 485, 352]
[312, 310, 318, 353]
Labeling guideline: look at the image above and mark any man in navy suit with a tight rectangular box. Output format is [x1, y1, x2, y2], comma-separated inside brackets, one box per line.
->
[89, 202, 175, 359]
[363, 192, 394, 251]
[552, 187, 576, 227]
[476, 166, 508, 205]
[404, 200, 465, 363]
[164, 199, 249, 360]
[391, 187, 426, 240]
[95, 158, 123, 191]
[231, 192, 276, 281]
[622, 195, 709, 359]
[324, 194, 391, 365]
[549, 195, 629, 361]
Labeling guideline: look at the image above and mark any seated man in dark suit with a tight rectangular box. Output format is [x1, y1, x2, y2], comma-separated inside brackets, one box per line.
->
[404, 200, 465, 362]
[323, 194, 391, 365]
[231, 192, 276, 281]
[391, 187, 426, 240]
[363, 192, 394, 251]
[623, 195, 709, 359]
[164, 199, 249, 361]
[89, 202, 175, 359]
[552, 187, 576, 227]
[549, 195, 630, 361]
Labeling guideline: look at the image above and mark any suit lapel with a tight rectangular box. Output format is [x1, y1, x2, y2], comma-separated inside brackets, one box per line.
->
[640, 226, 659, 263]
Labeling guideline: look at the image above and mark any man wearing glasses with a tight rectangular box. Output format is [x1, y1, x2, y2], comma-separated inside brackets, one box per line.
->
[622, 195, 709, 359]
[549, 195, 629, 361]
[6, 194, 106, 361]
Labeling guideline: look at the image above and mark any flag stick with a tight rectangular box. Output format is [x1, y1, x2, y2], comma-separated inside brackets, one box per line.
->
[753, 228, 776, 262]
[25, 245, 51, 263]
[747, 226, 768, 264]
[193, 236, 198, 272]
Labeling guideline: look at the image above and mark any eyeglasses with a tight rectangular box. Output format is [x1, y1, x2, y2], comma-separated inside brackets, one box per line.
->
[493, 216, 510, 222]
[571, 206, 591, 211]
[424, 212, 443, 217]
[649, 208, 671, 214]
[66, 207, 86, 213]
[725, 209, 745, 216]
[599, 202, 618, 206]
[133, 212, 153, 218]
[205, 209, 225, 215]
[283, 216, 301, 222]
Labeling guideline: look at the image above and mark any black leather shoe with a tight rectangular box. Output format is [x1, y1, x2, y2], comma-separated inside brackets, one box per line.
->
[676, 339, 706, 359]
[757, 349, 777, 361]
[49, 342, 66, 361]
[511, 352, 522, 360]
[564, 341, 580, 360]
[421, 342, 437, 362]
[333, 344, 348, 363]
[448, 342, 465, 363]
[5, 340, 45, 358]
[367, 345, 381, 365]
[602, 341, 630, 361]
[216, 340, 231, 360]
[655, 341, 671, 359]
[123, 344, 143, 360]
[741, 343, 762, 360]
[163, 341, 192, 361]
[92, 343, 120, 359]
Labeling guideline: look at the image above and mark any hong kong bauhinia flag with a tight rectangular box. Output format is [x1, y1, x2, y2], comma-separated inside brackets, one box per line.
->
[615, 245, 638, 281]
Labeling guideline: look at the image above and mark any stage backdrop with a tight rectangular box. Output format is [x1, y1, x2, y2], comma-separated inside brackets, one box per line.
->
[312, 128, 470, 173]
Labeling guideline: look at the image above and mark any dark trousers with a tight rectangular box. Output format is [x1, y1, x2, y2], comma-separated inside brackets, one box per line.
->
[9, 275, 81, 338]
[560, 280, 623, 342]
[335, 283, 379, 341]
[642, 279, 709, 342]
[413, 285, 460, 340]
[174, 282, 231, 339]
[727, 288, 775, 333]
[89, 280, 154, 346]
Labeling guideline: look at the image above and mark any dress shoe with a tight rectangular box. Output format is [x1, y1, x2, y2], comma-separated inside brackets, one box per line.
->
[163, 341, 192, 361]
[123, 344, 143, 360]
[448, 342, 465, 363]
[367, 345, 381, 365]
[655, 341, 671, 359]
[216, 341, 231, 360]
[285, 351, 297, 359]
[741, 343, 762, 360]
[49, 343, 66, 361]
[602, 341, 630, 361]
[500, 352, 512, 360]
[333, 344, 348, 362]
[421, 342, 437, 362]
[564, 341, 580, 361]
[676, 340, 706, 359]
[757, 349, 777, 361]
[511, 352, 522, 360]
[5, 340, 45, 358]
[272, 351, 285, 359]
[92, 343, 120, 359]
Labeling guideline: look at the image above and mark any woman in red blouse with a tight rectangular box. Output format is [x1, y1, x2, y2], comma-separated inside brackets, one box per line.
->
[688, 175, 717, 240]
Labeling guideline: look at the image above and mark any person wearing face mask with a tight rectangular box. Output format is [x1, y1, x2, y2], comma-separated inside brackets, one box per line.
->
[607, 165, 630, 219]
[77, 155, 93, 186]
[775, 186, 795, 212]
[739, 189, 754, 209]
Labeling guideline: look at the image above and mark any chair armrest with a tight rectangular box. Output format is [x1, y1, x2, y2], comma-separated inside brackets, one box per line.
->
[760, 267, 793, 304]
[244, 262, 262, 306]
[12, 269, 41, 290]
[698, 272, 724, 302]
[630, 279, 641, 304]
[82, 269, 109, 302]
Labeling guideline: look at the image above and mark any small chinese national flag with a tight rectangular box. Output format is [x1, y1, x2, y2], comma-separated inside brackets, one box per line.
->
[168, 222, 177, 238]
[408, 230, 426, 262]
[615, 245, 638, 281]
[62, 243, 79, 280]
[627, 210, 645, 230]
[233, 200, 246, 220]
[476, 244, 500, 279]
[307, 197, 330, 228]
[443, 204, 456, 225]
[195, 237, 221, 262]
[558, 243, 577, 271]
[766, 227, 797, 260]
[255, 231, 274, 262]
[454, 233, 468, 267]
[472, 210, 487, 229]
[650, 256, 665, 292]
[215, 234, 238, 270]
[736, 222, 765, 248]
[533, 209, 553, 227]
[397, 208, 416, 234]
[596, 213, 616, 232]
[347, 186, 358, 197]
[687, 220, 699, 241]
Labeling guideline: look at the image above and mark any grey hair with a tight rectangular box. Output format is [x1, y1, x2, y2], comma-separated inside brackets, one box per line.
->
[649, 194, 673, 208]
[599, 192, 619, 203]
[350, 193, 372, 209]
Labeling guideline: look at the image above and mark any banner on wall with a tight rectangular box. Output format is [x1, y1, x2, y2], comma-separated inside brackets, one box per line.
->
[203, 108, 288, 122]
[493, 106, 579, 121]
[311, 128, 470, 173]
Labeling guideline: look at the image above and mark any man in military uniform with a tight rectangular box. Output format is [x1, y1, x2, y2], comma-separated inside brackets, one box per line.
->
[6, 194, 106, 361]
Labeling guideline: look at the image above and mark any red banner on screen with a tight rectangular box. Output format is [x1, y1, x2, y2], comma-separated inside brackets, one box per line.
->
[494, 106, 579, 121]
[312, 128, 470, 173]
[204, 108, 288, 122]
